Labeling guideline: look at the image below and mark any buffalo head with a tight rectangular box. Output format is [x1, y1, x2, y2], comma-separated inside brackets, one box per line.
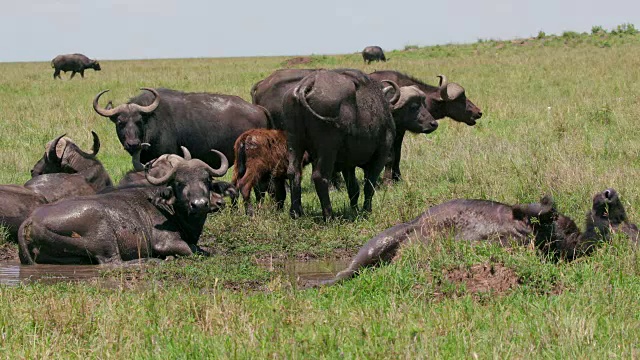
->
[93, 88, 160, 154]
[31, 132, 101, 177]
[432, 75, 482, 125]
[145, 147, 229, 215]
[91, 60, 101, 71]
[383, 81, 438, 134]
[592, 188, 628, 224]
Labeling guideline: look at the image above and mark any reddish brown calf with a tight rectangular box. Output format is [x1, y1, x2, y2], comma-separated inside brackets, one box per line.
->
[232, 129, 289, 216]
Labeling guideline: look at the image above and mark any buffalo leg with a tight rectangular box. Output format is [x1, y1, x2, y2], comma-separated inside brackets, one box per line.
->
[273, 177, 287, 210]
[80, 70, 85, 78]
[311, 152, 337, 221]
[287, 144, 306, 218]
[363, 159, 387, 213]
[70, 71, 76, 79]
[384, 130, 405, 184]
[53, 70, 61, 79]
[343, 168, 360, 210]
[152, 236, 195, 258]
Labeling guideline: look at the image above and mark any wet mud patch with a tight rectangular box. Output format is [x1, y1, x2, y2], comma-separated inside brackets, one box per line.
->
[282, 56, 313, 67]
[438, 263, 520, 297]
[0, 244, 17, 262]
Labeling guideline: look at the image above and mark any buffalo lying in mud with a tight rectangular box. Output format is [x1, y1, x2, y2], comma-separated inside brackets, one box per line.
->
[18, 149, 229, 265]
[118, 146, 238, 204]
[0, 133, 109, 242]
[283, 69, 397, 220]
[362, 46, 387, 64]
[93, 87, 271, 168]
[51, 53, 101, 80]
[29, 132, 113, 192]
[327, 189, 638, 284]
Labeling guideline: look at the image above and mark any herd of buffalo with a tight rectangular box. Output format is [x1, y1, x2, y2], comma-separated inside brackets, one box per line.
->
[0, 52, 636, 285]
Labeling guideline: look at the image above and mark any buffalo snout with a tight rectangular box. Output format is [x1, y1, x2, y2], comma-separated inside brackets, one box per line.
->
[189, 197, 210, 213]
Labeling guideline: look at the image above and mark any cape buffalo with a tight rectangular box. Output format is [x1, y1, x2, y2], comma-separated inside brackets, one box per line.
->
[0, 133, 107, 242]
[93, 87, 271, 168]
[329, 189, 638, 284]
[367, 71, 482, 126]
[362, 46, 387, 64]
[283, 69, 397, 220]
[118, 147, 238, 204]
[29, 132, 113, 192]
[18, 149, 229, 265]
[51, 53, 101, 80]
[544, 188, 639, 260]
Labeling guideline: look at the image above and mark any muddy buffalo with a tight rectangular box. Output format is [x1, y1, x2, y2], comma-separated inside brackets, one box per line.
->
[283, 69, 397, 220]
[18, 149, 229, 265]
[93, 87, 271, 168]
[362, 46, 387, 64]
[29, 132, 113, 192]
[328, 189, 638, 283]
[0, 133, 108, 242]
[51, 53, 101, 80]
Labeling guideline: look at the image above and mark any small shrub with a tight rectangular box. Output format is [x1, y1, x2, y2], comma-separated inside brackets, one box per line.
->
[404, 44, 419, 51]
[611, 23, 638, 35]
[591, 25, 606, 35]
[561, 31, 580, 39]
[536, 30, 546, 39]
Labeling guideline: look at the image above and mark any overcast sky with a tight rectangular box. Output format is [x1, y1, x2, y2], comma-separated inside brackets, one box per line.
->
[1, 0, 639, 62]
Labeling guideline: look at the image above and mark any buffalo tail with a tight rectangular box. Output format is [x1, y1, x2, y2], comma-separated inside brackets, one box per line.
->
[17, 219, 35, 265]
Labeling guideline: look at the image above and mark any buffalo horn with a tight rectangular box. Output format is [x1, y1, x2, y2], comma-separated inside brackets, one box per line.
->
[380, 80, 401, 105]
[47, 134, 66, 163]
[129, 88, 160, 114]
[181, 146, 192, 160]
[89, 131, 100, 157]
[196, 150, 229, 178]
[145, 162, 178, 185]
[93, 90, 125, 117]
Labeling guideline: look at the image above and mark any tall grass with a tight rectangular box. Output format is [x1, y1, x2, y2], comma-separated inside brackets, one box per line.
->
[0, 29, 640, 357]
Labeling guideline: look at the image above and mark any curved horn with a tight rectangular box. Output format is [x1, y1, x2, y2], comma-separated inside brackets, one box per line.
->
[129, 88, 160, 114]
[132, 143, 151, 171]
[437, 75, 450, 101]
[93, 90, 122, 117]
[380, 80, 401, 105]
[89, 131, 100, 157]
[145, 162, 178, 185]
[181, 146, 192, 160]
[194, 150, 229, 177]
[47, 134, 66, 163]
[295, 82, 340, 122]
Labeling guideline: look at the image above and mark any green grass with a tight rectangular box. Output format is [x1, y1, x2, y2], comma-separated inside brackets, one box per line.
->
[1, 28, 640, 357]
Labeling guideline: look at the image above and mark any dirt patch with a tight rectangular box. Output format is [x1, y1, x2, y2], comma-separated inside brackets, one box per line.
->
[283, 56, 313, 67]
[441, 263, 519, 296]
[0, 244, 18, 262]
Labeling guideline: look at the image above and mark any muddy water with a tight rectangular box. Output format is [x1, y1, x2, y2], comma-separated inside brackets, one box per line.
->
[0, 261, 102, 286]
[258, 258, 350, 285]
[0, 258, 350, 287]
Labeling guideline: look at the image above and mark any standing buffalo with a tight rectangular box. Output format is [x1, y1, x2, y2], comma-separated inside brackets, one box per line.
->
[362, 46, 387, 64]
[51, 54, 101, 80]
[283, 69, 396, 220]
[251, 69, 481, 182]
[93, 88, 271, 168]
[18, 149, 229, 265]
[368, 72, 483, 181]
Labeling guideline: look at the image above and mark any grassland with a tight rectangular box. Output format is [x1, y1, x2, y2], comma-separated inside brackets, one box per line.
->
[1, 28, 640, 357]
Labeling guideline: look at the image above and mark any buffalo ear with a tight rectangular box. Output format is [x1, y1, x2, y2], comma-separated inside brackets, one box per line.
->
[153, 186, 175, 206]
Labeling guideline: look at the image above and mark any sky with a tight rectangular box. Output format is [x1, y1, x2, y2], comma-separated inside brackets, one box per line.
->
[1, 0, 639, 62]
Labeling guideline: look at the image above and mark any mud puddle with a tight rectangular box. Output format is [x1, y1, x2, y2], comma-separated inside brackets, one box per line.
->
[0, 258, 350, 288]
[257, 258, 350, 285]
[0, 261, 103, 286]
